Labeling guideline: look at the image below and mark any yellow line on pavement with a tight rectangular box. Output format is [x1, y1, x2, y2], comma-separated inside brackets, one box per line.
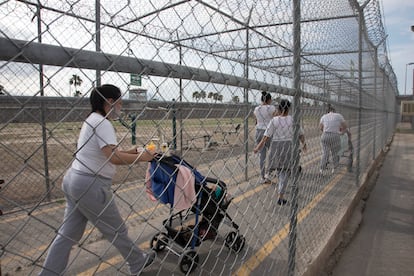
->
[2, 205, 65, 224]
[77, 154, 323, 275]
[233, 171, 344, 276]
[78, 241, 150, 275]
[1, 205, 161, 266]
[232, 185, 266, 204]
[77, 175, 261, 275]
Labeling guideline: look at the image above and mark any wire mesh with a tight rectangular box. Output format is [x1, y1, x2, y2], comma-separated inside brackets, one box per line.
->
[0, 0, 398, 275]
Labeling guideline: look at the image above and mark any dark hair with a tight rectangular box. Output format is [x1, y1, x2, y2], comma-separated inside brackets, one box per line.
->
[278, 99, 291, 114]
[261, 91, 271, 103]
[90, 84, 122, 116]
[327, 104, 336, 112]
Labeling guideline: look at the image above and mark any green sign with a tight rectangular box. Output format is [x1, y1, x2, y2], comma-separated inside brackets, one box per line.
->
[130, 74, 142, 86]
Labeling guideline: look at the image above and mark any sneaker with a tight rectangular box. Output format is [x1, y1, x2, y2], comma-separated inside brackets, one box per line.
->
[131, 251, 156, 275]
[143, 251, 155, 269]
[277, 198, 287, 206]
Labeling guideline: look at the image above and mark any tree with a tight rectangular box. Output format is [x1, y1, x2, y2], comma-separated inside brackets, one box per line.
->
[69, 74, 83, 97]
[232, 96, 240, 104]
[200, 90, 206, 102]
[212, 93, 219, 102]
[192, 91, 201, 102]
[207, 92, 214, 102]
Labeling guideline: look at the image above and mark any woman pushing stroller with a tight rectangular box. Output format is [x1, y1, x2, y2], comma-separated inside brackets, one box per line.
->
[39, 84, 156, 276]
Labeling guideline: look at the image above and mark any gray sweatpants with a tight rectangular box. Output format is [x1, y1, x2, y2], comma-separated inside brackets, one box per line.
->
[39, 169, 146, 275]
[320, 132, 341, 170]
[255, 129, 270, 179]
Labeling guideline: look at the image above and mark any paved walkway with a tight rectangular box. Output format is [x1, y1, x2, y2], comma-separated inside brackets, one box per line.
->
[332, 127, 414, 276]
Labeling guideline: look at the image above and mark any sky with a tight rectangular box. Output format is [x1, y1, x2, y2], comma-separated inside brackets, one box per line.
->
[0, 0, 411, 99]
[381, 0, 414, 95]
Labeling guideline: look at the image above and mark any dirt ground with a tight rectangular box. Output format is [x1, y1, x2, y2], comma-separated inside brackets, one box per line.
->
[0, 122, 251, 213]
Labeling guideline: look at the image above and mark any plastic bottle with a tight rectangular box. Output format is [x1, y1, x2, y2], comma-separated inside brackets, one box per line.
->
[146, 141, 156, 152]
[214, 185, 222, 199]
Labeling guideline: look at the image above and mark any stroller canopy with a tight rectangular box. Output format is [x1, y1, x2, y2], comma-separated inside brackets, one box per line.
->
[146, 154, 206, 210]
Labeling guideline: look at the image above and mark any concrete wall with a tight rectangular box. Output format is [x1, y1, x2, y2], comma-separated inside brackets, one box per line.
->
[0, 96, 250, 123]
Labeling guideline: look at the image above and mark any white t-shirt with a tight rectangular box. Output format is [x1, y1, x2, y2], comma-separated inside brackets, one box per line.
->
[254, 105, 276, 130]
[320, 112, 345, 133]
[264, 115, 303, 141]
[72, 112, 117, 178]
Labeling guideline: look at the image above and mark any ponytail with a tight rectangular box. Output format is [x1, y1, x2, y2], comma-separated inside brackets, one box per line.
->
[261, 91, 271, 103]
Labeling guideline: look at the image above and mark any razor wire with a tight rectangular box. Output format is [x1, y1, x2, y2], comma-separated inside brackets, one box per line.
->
[0, 0, 398, 275]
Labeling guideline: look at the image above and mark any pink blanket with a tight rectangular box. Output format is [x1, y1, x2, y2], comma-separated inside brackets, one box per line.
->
[146, 163, 197, 211]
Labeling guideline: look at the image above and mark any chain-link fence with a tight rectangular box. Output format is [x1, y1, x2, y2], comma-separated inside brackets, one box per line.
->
[0, 0, 398, 275]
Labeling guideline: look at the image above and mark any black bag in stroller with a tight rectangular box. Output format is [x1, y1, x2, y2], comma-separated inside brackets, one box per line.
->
[146, 154, 245, 274]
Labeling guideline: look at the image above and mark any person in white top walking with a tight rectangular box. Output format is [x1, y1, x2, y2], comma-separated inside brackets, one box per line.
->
[319, 105, 347, 173]
[39, 84, 156, 276]
[253, 91, 277, 183]
[254, 99, 306, 205]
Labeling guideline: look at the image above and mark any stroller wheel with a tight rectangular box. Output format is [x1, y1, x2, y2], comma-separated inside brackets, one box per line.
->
[225, 231, 246, 253]
[150, 232, 168, 252]
[179, 250, 199, 274]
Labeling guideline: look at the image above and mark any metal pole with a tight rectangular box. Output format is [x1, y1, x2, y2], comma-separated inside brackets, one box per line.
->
[244, 8, 253, 182]
[36, 2, 51, 201]
[373, 47, 377, 160]
[130, 114, 137, 145]
[372, 35, 387, 159]
[95, 0, 101, 86]
[179, 41, 183, 154]
[355, 1, 370, 187]
[404, 63, 408, 95]
[382, 72, 386, 147]
[412, 68, 414, 95]
[172, 99, 177, 150]
[288, 0, 301, 275]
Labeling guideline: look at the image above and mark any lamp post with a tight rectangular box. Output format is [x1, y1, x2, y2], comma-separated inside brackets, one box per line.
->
[404, 62, 414, 95]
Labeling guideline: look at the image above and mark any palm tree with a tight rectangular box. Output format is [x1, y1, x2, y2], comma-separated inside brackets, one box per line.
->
[69, 74, 83, 97]
[207, 92, 214, 102]
[200, 90, 206, 102]
[192, 91, 201, 102]
[211, 93, 223, 103]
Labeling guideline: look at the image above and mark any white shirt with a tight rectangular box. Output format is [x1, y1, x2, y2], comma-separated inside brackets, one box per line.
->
[264, 115, 303, 141]
[320, 112, 345, 133]
[72, 112, 117, 178]
[254, 104, 276, 130]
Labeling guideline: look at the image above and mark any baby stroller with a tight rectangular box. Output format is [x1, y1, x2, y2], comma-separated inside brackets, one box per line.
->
[146, 154, 245, 274]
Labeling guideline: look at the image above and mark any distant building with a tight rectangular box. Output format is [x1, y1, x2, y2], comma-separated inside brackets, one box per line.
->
[397, 95, 414, 123]
[129, 88, 147, 101]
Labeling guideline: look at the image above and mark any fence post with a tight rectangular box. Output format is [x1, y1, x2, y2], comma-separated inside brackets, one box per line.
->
[356, 0, 370, 186]
[95, 0, 101, 86]
[288, 0, 301, 275]
[373, 47, 378, 160]
[130, 113, 137, 145]
[172, 99, 177, 150]
[35, 4, 51, 201]
[243, 8, 253, 182]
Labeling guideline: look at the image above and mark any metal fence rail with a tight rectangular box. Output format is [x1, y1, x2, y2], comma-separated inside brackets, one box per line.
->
[0, 0, 398, 275]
